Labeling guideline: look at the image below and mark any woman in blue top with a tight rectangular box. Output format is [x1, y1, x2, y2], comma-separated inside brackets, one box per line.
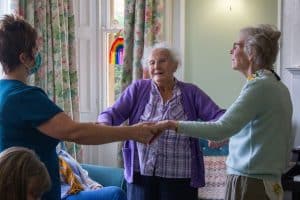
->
[0, 15, 158, 200]
[156, 24, 293, 200]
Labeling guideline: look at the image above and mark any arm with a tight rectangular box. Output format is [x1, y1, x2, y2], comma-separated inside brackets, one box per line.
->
[193, 84, 226, 144]
[15, 87, 156, 145]
[158, 80, 264, 141]
[38, 112, 157, 145]
[191, 84, 225, 121]
[97, 82, 138, 125]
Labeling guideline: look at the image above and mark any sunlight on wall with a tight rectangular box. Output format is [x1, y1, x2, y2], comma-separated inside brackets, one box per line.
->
[185, 0, 278, 108]
[215, 0, 245, 14]
[206, 0, 246, 22]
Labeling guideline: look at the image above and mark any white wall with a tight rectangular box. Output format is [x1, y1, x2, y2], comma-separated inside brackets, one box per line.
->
[185, 0, 278, 108]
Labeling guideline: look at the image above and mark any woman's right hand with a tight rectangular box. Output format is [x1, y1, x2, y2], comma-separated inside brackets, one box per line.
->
[154, 120, 178, 132]
[131, 122, 162, 144]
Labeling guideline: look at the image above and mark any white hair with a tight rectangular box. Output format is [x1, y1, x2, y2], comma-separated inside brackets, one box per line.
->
[141, 42, 181, 69]
[240, 24, 281, 69]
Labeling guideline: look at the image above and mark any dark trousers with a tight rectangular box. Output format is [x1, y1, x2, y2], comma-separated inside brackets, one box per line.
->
[127, 173, 198, 200]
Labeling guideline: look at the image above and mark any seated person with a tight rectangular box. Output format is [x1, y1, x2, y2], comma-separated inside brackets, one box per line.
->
[58, 149, 126, 200]
[0, 146, 51, 200]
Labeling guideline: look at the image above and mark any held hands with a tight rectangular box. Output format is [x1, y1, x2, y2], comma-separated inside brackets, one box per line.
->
[151, 120, 179, 143]
[130, 120, 179, 144]
[131, 122, 162, 144]
[154, 120, 178, 132]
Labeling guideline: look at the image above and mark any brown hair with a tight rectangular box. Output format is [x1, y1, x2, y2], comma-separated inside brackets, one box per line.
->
[240, 24, 281, 70]
[0, 14, 37, 73]
[0, 147, 51, 200]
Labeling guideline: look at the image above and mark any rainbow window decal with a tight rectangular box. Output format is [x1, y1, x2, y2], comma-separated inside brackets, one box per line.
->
[109, 37, 124, 65]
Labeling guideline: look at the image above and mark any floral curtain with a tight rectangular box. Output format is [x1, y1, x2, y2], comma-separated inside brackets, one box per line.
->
[10, 0, 81, 161]
[117, 0, 164, 167]
[122, 0, 164, 88]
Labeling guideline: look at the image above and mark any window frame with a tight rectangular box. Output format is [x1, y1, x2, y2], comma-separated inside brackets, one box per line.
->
[100, 0, 124, 106]
[0, 0, 13, 78]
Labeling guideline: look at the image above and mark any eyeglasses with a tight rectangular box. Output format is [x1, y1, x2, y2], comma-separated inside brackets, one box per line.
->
[232, 42, 244, 49]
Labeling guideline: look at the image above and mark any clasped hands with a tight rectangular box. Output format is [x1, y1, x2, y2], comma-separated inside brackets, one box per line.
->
[132, 120, 178, 144]
[133, 121, 228, 148]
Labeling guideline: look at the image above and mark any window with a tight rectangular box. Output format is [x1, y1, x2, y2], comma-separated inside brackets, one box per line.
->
[0, 1, 12, 16]
[74, 0, 125, 166]
[0, 0, 13, 78]
[104, 0, 124, 106]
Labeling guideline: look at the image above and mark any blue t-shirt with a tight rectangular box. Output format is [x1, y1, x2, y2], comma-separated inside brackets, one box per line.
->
[0, 79, 63, 200]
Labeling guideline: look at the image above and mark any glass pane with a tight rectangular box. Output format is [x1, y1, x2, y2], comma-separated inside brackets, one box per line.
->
[107, 32, 124, 106]
[0, 0, 13, 78]
[111, 0, 124, 28]
[106, 0, 124, 106]
[0, 0, 13, 16]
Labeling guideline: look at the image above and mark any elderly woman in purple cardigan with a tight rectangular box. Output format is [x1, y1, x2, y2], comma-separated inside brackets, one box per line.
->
[97, 43, 225, 200]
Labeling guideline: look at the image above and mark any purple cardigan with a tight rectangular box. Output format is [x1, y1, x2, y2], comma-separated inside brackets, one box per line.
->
[97, 79, 224, 187]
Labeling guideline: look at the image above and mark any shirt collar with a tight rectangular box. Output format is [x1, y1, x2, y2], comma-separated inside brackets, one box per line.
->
[247, 69, 272, 81]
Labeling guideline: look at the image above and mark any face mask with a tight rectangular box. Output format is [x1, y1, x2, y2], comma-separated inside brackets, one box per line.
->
[28, 53, 42, 75]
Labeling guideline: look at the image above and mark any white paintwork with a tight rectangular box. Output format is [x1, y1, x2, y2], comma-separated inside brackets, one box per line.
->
[172, 0, 185, 81]
[285, 68, 300, 147]
[74, 0, 119, 166]
[280, 0, 300, 147]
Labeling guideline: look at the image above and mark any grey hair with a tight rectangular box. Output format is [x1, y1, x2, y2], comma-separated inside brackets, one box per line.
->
[141, 42, 181, 69]
[240, 24, 281, 69]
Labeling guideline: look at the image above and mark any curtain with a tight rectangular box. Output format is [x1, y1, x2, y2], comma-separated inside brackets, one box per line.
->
[122, 0, 164, 88]
[11, 0, 81, 161]
[117, 0, 164, 167]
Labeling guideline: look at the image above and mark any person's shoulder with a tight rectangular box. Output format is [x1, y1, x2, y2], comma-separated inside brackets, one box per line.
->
[177, 80, 204, 93]
[242, 78, 272, 99]
[245, 76, 265, 86]
[132, 79, 151, 86]
[5, 84, 45, 102]
[15, 85, 46, 98]
[178, 80, 197, 88]
[246, 75, 277, 90]
[1, 85, 45, 112]
[127, 79, 152, 91]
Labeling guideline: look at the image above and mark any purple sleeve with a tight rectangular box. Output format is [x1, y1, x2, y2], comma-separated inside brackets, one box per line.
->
[193, 86, 225, 121]
[97, 82, 136, 125]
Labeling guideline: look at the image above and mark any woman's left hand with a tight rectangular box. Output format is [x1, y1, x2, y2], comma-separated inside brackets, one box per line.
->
[154, 120, 178, 132]
[208, 139, 228, 148]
